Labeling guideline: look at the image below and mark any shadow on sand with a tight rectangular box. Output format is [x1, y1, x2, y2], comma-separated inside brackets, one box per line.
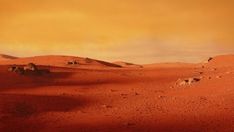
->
[0, 93, 91, 131]
[52, 115, 234, 132]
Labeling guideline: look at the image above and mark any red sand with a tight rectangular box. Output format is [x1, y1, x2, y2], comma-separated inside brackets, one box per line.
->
[0, 55, 234, 132]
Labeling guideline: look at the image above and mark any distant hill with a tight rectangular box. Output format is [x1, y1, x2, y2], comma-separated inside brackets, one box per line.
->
[0, 55, 122, 68]
[0, 54, 18, 61]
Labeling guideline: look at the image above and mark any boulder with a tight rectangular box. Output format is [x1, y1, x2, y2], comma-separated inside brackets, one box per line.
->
[8, 63, 50, 76]
[8, 65, 17, 72]
[208, 57, 213, 62]
[8, 66, 25, 75]
[24, 63, 38, 71]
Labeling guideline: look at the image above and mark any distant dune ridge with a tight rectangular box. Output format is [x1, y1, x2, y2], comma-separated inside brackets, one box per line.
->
[113, 61, 143, 68]
[0, 55, 124, 68]
[1, 54, 234, 67]
[0, 54, 18, 61]
[0, 54, 144, 68]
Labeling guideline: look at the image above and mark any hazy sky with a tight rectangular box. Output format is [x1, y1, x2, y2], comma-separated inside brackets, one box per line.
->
[0, 0, 234, 63]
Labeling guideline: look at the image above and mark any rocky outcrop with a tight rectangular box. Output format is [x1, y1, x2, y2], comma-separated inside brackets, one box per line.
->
[8, 63, 49, 75]
[176, 77, 201, 86]
[8, 65, 25, 75]
[208, 57, 213, 62]
[85, 58, 93, 63]
[67, 60, 78, 65]
[23, 63, 38, 71]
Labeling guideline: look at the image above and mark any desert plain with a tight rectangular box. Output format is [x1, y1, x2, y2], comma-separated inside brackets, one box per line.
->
[0, 54, 234, 132]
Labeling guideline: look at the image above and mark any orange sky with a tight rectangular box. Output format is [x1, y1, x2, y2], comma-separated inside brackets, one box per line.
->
[0, 0, 234, 63]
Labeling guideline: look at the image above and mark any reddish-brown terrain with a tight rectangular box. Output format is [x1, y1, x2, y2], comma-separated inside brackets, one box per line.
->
[0, 54, 234, 132]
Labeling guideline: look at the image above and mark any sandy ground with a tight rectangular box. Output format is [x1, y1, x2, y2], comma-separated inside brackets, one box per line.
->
[0, 55, 234, 132]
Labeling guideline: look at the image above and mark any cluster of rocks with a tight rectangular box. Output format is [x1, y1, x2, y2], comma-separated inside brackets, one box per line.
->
[8, 66, 25, 75]
[23, 63, 38, 71]
[8, 63, 50, 75]
[67, 60, 78, 65]
[176, 77, 201, 86]
[174, 57, 234, 87]
[175, 57, 214, 86]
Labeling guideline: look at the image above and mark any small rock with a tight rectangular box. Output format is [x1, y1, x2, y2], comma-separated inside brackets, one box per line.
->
[125, 122, 135, 126]
[110, 89, 117, 92]
[67, 60, 78, 65]
[101, 105, 112, 108]
[135, 92, 139, 95]
[211, 68, 217, 71]
[216, 75, 222, 79]
[158, 95, 166, 98]
[199, 96, 207, 101]
[179, 81, 187, 86]
[208, 57, 213, 62]
[199, 72, 203, 74]
[24, 63, 38, 71]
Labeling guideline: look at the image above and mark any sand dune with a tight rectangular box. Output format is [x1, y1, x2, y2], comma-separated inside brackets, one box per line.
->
[0, 55, 122, 68]
[204, 54, 234, 67]
[0, 54, 18, 61]
[0, 54, 234, 132]
[113, 61, 143, 68]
